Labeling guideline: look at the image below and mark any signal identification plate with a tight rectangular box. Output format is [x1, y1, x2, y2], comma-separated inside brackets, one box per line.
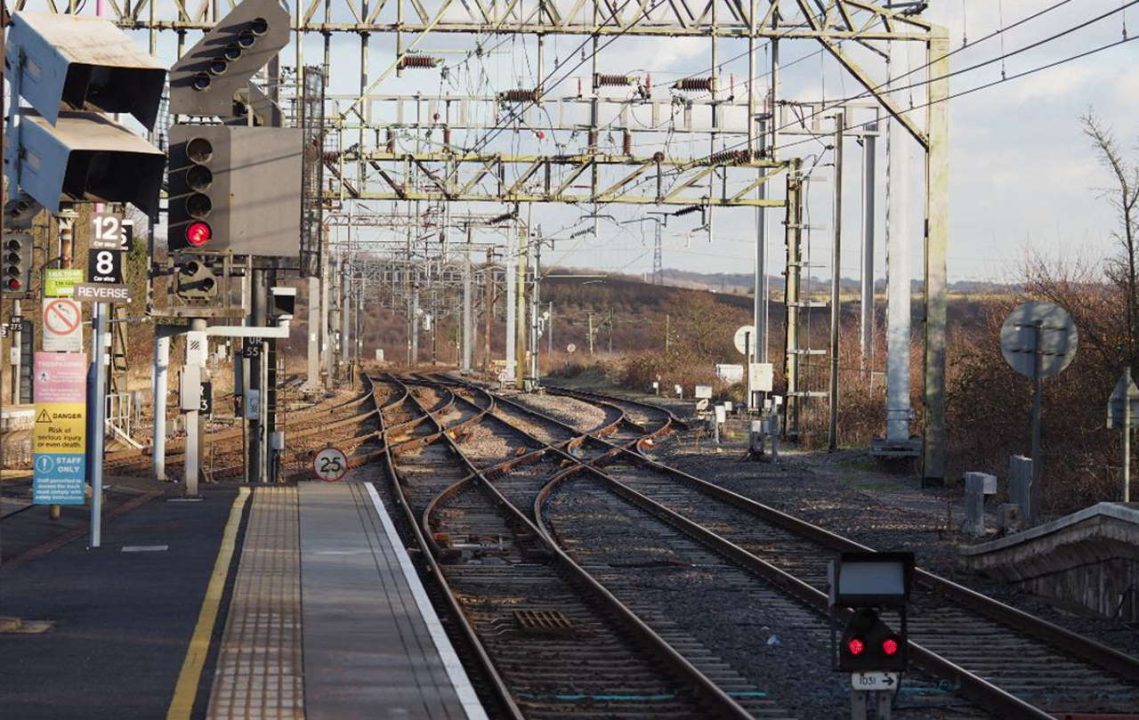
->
[851, 672, 899, 691]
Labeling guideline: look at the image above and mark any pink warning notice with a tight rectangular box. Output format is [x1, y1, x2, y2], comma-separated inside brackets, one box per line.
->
[34, 352, 88, 404]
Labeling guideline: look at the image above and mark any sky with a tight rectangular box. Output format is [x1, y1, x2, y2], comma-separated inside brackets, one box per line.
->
[20, 0, 1139, 283]
[306, 0, 1139, 284]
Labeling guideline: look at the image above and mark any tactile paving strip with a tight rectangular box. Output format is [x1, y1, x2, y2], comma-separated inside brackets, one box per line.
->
[207, 487, 304, 720]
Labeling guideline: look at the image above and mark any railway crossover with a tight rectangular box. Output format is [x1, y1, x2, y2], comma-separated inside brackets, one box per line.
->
[323, 373, 1139, 719]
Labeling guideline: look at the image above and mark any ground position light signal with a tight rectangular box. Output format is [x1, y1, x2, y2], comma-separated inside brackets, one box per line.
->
[839, 608, 905, 672]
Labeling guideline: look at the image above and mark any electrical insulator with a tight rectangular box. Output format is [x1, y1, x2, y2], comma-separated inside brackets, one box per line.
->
[397, 55, 440, 70]
[708, 149, 751, 166]
[673, 77, 715, 92]
[499, 88, 539, 103]
[386, 129, 396, 154]
[443, 127, 452, 148]
[622, 130, 632, 155]
[593, 73, 632, 88]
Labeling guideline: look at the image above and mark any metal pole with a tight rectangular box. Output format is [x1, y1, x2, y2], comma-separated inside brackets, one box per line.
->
[410, 282, 419, 365]
[531, 239, 541, 386]
[484, 247, 493, 375]
[885, 42, 913, 445]
[10, 299, 21, 404]
[339, 258, 351, 376]
[1125, 367, 1132, 503]
[1030, 322, 1043, 523]
[608, 308, 613, 354]
[320, 232, 331, 385]
[505, 242, 516, 382]
[355, 273, 363, 365]
[89, 302, 109, 547]
[829, 112, 844, 452]
[861, 123, 878, 376]
[152, 333, 169, 481]
[249, 270, 266, 484]
[515, 223, 528, 389]
[548, 301, 553, 355]
[784, 159, 803, 438]
[923, 27, 951, 485]
[306, 275, 320, 387]
[462, 227, 472, 373]
[187, 317, 206, 496]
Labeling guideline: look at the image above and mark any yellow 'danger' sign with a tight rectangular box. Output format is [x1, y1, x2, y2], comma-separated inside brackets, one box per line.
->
[34, 403, 87, 453]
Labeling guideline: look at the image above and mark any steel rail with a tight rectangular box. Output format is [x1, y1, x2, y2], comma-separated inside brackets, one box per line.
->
[398, 375, 755, 719]
[534, 462, 1052, 720]
[363, 374, 524, 720]
[605, 445, 1139, 685]
[445, 380, 1137, 716]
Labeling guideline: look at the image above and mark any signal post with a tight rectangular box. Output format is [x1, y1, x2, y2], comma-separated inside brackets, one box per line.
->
[5, 11, 165, 544]
[830, 552, 915, 720]
[163, 0, 306, 485]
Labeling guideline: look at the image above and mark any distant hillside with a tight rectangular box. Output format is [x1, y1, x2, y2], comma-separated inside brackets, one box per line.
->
[656, 268, 1019, 296]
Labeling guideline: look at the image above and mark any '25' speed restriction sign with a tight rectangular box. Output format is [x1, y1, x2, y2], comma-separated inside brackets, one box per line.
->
[313, 446, 348, 482]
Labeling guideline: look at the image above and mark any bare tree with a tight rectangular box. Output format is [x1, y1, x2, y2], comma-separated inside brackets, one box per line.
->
[1082, 111, 1139, 366]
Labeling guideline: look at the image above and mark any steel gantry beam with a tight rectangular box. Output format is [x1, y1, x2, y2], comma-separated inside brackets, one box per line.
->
[326, 151, 788, 205]
[10, 0, 932, 39]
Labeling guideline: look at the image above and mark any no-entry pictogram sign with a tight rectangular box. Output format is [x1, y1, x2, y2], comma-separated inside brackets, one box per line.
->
[42, 298, 82, 352]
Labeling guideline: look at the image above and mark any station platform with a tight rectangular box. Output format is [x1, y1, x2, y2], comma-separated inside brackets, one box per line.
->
[0, 480, 487, 720]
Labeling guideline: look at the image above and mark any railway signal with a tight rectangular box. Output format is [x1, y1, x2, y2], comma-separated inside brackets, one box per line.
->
[830, 551, 914, 720]
[2, 233, 33, 297]
[174, 259, 219, 301]
[168, 0, 290, 119]
[167, 125, 225, 254]
[166, 125, 303, 256]
[4, 12, 166, 214]
[838, 608, 905, 673]
[166, 0, 302, 257]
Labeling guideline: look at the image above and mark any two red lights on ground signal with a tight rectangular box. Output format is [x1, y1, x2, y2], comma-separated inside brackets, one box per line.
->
[846, 636, 899, 657]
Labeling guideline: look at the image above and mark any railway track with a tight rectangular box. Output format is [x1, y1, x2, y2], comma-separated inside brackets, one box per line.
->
[426, 375, 1139, 718]
[368, 373, 783, 719]
[81, 370, 1131, 718]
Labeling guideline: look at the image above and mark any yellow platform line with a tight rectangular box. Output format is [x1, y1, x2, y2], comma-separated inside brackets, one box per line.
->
[167, 487, 251, 720]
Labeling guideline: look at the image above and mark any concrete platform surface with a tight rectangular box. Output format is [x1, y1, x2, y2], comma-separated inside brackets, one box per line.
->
[0, 481, 489, 720]
[960, 502, 1139, 621]
[300, 482, 486, 720]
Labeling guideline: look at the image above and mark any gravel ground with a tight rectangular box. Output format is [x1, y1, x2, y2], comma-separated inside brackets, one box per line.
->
[548, 475, 987, 720]
[652, 418, 1139, 661]
[457, 422, 529, 466]
[510, 392, 610, 433]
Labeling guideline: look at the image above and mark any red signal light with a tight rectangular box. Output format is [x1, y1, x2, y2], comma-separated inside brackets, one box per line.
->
[847, 638, 865, 656]
[882, 637, 899, 656]
[186, 221, 212, 247]
[7, 278, 21, 291]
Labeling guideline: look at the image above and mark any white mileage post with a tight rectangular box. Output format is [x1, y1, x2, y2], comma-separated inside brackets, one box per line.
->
[313, 447, 349, 482]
